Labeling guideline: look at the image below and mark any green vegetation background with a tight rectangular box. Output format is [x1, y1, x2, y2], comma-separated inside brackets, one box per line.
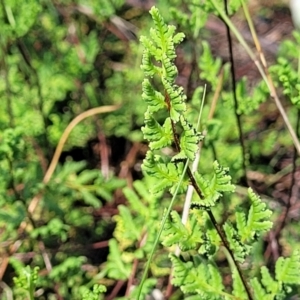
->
[0, 0, 299, 299]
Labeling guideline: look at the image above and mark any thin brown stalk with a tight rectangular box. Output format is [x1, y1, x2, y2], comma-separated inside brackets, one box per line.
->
[240, 0, 300, 155]
[209, 0, 300, 155]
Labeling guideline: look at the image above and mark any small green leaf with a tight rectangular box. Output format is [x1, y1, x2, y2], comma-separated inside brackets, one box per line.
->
[237, 188, 273, 241]
[162, 53, 178, 82]
[142, 113, 173, 149]
[261, 266, 279, 294]
[81, 189, 101, 208]
[161, 210, 203, 250]
[173, 116, 203, 161]
[106, 239, 132, 280]
[193, 161, 235, 207]
[223, 221, 248, 263]
[232, 268, 248, 299]
[276, 251, 300, 285]
[141, 51, 160, 77]
[170, 254, 226, 298]
[163, 79, 186, 122]
[142, 79, 166, 113]
[250, 278, 268, 299]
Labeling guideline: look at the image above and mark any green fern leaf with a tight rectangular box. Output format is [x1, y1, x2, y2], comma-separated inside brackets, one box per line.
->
[163, 26, 177, 59]
[163, 79, 186, 122]
[141, 51, 160, 77]
[275, 251, 300, 285]
[142, 151, 187, 194]
[142, 79, 166, 113]
[237, 188, 273, 242]
[173, 32, 185, 45]
[193, 161, 235, 207]
[142, 113, 173, 149]
[250, 278, 269, 299]
[223, 188, 272, 262]
[105, 239, 132, 280]
[198, 217, 221, 258]
[149, 7, 180, 60]
[148, 24, 177, 60]
[261, 266, 280, 295]
[149, 7, 169, 48]
[170, 254, 226, 299]
[173, 116, 203, 161]
[223, 221, 249, 263]
[140, 36, 162, 61]
[198, 41, 222, 87]
[162, 53, 178, 82]
[113, 205, 141, 249]
[123, 179, 160, 221]
[122, 186, 148, 216]
[161, 210, 203, 250]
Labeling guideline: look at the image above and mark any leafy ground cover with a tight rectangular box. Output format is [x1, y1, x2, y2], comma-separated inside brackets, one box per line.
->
[0, 0, 300, 299]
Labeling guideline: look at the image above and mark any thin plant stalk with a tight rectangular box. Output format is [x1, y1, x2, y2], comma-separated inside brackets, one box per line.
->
[136, 158, 190, 299]
[209, 0, 300, 155]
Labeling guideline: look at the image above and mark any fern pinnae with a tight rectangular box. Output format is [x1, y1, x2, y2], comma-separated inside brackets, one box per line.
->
[170, 254, 239, 299]
[142, 113, 173, 149]
[141, 79, 165, 112]
[275, 250, 300, 285]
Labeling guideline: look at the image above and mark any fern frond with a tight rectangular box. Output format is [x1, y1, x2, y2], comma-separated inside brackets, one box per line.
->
[170, 254, 227, 299]
[172, 116, 203, 161]
[106, 239, 132, 280]
[142, 151, 188, 194]
[223, 188, 272, 262]
[142, 112, 173, 149]
[162, 79, 186, 122]
[250, 278, 269, 299]
[142, 79, 166, 113]
[193, 161, 235, 207]
[247, 253, 300, 300]
[275, 251, 300, 285]
[198, 41, 222, 87]
[124, 179, 160, 216]
[122, 186, 148, 216]
[173, 32, 185, 45]
[261, 266, 281, 295]
[113, 205, 141, 249]
[149, 7, 183, 60]
[149, 7, 170, 50]
[198, 219, 222, 258]
[140, 35, 162, 60]
[141, 51, 159, 77]
[161, 210, 203, 251]
[237, 188, 273, 242]
[162, 53, 178, 81]
[223, 221, 249, 263]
